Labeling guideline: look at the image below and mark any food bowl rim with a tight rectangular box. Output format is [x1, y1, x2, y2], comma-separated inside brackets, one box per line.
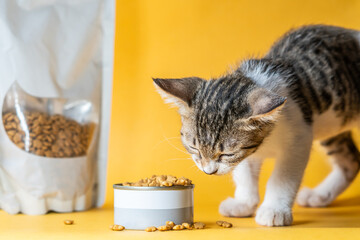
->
[113, 183, 195, 191]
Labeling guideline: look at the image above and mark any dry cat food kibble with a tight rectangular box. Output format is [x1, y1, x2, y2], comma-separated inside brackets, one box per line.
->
[64, 220, 74, 225]
[216, 220, 233, 228]
[193, 222, 206, 229]
[182, 222, 193, 230]
[166, 221, 175, 229]
[145, 226, 157, 232]
[142, 222, 204, 232]
[122, 175, 192, 187]
[157, 225, 170, 231]
[172, 225, 185, 230]
[2, 111, 94, 158]
[110, 224, 125, 231]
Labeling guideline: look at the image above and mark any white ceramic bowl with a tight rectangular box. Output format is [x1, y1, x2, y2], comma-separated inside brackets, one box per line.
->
[113, 184, 194, 230]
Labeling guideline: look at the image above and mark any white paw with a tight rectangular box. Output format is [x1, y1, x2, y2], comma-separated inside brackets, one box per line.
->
[219, 197, 257, 217]
[255, 205, 293, 227]
[296, 187, 332, 207]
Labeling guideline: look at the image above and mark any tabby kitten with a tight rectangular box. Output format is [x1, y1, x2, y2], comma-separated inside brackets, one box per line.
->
[154, 25, 360, 226]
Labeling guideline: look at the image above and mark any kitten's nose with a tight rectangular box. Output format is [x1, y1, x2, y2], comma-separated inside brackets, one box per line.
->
[202, 161, 218, 175]
[204, 169, 218, 175]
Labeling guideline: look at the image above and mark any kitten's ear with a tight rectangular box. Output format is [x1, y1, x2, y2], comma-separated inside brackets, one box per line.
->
[248, 88, 286, 121]
[153, 77, 203, 108]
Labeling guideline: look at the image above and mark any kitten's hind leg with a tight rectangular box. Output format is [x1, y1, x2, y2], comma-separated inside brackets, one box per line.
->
[219, 158, 263, 217]
[297, 131, 360, 208]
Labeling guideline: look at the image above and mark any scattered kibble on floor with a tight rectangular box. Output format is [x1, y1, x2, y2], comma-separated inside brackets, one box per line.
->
[166, 221, 175, 229]
[193, 222, 206, 229]
[157, 225, 169, 231]
[109, 221, 211, 232]
[173, 225, 185, 230]
[110, 224, 125, 231]
[216, 220, 233, 228]
[145, 226, 157, 232]
[64, 220, 74, 225]
[182, 222, 193, 230]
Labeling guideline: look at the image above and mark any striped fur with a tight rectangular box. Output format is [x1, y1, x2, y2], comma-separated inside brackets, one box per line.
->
[154, 24, 360, 226]
[264, 25, 360, 125]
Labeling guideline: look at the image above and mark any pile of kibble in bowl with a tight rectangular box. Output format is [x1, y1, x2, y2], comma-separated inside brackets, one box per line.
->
[122, 175, 192, 187]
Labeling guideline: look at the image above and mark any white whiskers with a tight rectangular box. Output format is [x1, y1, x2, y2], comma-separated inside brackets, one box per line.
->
[151, 136, 182, 151]
[164, 157, 192, 162]
[152, 129, 188, 154]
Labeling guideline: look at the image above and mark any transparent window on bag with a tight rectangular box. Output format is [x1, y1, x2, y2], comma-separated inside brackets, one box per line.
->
[2, 83, 96, 158]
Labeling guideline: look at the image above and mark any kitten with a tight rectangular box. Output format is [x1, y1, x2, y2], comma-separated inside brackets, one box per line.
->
[154, 25, 360, 226]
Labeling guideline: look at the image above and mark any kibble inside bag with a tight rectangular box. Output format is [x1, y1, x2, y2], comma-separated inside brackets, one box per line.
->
[0, 0, 115, 215]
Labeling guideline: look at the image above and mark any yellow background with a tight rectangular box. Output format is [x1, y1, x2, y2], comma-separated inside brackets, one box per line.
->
[108, 0, 360, 209]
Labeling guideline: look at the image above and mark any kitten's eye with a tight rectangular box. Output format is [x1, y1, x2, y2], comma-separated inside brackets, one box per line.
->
[189, 146, 201, 156]
[240, 144, 259, 150]
[189, 146, 198, 151]
[217, 154, 235, 162]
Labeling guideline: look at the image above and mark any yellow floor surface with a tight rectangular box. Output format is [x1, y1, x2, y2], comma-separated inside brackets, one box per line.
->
[1, 199, 360, 240]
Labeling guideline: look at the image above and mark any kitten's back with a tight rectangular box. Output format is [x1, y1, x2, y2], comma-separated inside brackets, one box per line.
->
[267, 25, 360, 125]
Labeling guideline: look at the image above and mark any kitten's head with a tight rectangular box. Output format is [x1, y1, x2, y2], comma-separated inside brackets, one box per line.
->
[153, 73, 286, 175]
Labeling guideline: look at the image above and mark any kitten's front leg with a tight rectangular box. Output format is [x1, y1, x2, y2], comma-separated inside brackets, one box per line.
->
[219, 158, 263, 217]
[255, 132, 312, 226]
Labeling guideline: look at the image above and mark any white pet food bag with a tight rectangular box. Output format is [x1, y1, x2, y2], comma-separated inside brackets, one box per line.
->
[0, 0, 115, 215]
